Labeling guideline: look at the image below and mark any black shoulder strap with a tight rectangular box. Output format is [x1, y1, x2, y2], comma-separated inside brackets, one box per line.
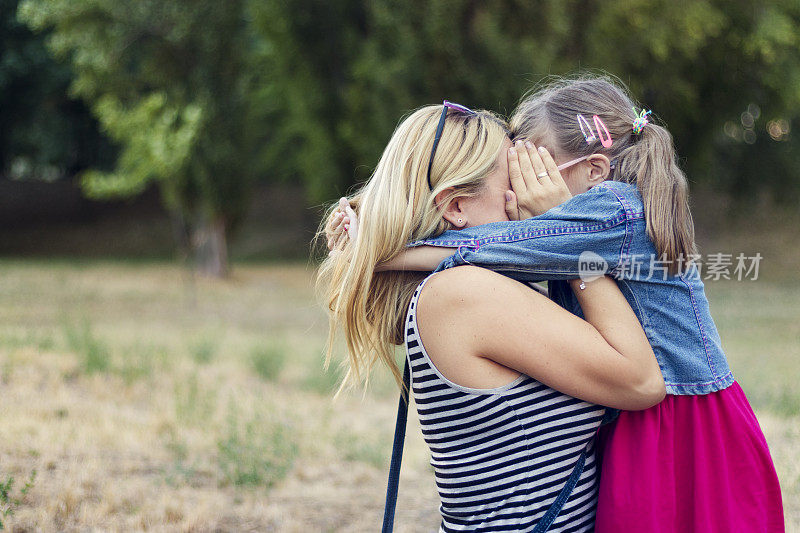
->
[381, 359, 410, 533]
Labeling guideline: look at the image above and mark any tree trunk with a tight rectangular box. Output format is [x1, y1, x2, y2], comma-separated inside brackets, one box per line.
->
[192, 214, 229, 278]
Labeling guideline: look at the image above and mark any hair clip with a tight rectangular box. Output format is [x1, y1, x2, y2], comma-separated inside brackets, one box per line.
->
[577, 114, 596, 143]
[577, 114, 613, 148]
[593, 115, 613, 148]
[632, 108, 652, 135]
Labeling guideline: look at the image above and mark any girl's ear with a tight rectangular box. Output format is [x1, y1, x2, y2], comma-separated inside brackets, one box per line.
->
[586, 154, 612, 186]
[435, 188, 467, 228]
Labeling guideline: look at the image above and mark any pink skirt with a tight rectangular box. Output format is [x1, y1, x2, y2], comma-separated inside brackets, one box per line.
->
[595, 381, 784, 532]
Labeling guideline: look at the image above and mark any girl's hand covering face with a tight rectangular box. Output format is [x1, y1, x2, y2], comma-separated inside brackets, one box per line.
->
[325, 197, 359, 251]
[508, 141, 573, 219]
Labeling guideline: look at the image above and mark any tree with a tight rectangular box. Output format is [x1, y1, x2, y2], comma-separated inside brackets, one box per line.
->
[0, 0, 109, 183]
[576, 0, 800, 201]
[15, 0, 800, 268]
[255, 0, 800, 204]
[19, 0, 259, 276]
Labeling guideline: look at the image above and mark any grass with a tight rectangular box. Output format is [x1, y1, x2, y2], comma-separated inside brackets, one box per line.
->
[0, 470, 36, 530]
[173, 371, 217, 427]
[189, 336, 219, 365]
[63, 319, 110, 373]
[216, 402, 298, 487]
[705, 281, 800, 417]
[0, 259, 796, 531]
[249, 343, 287, 381]
[117, 342, 167, 384]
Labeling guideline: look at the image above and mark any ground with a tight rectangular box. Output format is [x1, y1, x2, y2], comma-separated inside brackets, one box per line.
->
[0, 261, 797, 531]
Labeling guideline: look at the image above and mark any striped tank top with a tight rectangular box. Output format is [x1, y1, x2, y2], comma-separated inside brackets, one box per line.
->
[405, 276, 605, 532]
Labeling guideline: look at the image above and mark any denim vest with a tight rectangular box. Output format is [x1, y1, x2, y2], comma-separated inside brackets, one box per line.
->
[413, 180, 733, 396]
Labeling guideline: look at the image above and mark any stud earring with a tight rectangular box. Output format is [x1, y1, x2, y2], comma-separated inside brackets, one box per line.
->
[457, 218, 463, 224]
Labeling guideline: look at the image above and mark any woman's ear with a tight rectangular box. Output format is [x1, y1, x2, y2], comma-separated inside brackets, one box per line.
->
[435, 188, 467, 228]
[586, 154, 611, 186]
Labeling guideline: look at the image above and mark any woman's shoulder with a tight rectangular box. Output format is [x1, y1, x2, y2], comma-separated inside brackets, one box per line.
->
[420, 266, 512, 301]
[418, 266, 547, 323]
[413, 267, 531, 390]
[418, 266, 494, 312]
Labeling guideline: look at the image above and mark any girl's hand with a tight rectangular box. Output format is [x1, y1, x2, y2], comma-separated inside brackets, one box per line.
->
[325, 198, 359, 251]
[507, 141, 572, 219]
[325, 208, 346, 251]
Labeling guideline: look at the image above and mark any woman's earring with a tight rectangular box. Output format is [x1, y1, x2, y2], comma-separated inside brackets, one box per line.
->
[457, 218, 463, 225]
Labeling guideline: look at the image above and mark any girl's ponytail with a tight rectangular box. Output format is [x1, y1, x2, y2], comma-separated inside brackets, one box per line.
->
[618, 123, 697, 272]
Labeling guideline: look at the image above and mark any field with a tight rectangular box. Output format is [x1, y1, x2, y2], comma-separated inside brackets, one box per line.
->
[0, 260, 798, 531]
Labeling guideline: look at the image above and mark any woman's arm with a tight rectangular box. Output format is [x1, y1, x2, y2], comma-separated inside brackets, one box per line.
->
[418, 266, 664, 410]
[377, 246, 451, 271]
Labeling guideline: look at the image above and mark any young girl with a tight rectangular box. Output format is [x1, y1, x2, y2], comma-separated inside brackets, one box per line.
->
[329, 77, 784, 531]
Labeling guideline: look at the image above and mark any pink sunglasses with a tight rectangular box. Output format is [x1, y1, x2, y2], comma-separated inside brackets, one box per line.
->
[556, 155, 591, 172]
[555, 114, 614, 172]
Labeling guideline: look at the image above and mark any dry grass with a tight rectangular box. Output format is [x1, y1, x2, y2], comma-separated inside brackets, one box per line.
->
[0, 260, 797, 531]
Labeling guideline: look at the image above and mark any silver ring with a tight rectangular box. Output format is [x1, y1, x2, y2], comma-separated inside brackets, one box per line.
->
[536, 172, 548, 179]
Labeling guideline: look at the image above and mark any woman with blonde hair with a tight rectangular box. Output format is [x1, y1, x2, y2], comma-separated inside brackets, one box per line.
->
[318, 102, 664, 531]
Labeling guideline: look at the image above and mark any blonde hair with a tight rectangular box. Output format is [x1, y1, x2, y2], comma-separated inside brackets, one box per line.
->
[316, 105, 509, 393]
[511, 75, 697, 272]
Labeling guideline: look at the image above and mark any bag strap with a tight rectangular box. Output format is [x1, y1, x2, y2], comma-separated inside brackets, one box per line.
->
[531, 444, 589, 533]
[381, 359, 410, 533]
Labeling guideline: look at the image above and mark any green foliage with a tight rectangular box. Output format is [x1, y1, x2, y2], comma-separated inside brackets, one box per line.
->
[117, 343, 167, 384]
[11, 0, 800, 244]
[576, 0, 800, 201]
[334, 430, 390, 469]
[0, 0, 110, 181]
[173, 372, 216, 427]
[0, 469, 36, 529]
[302, 359, 345, 395]
[250, 0, 800, 203]
[18, 0, 262, 273]
[80, 94, 202, 200]
[0, 329, 54, 352]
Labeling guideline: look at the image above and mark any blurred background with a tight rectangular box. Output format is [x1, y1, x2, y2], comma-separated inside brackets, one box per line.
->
[0, 0, 798, 531]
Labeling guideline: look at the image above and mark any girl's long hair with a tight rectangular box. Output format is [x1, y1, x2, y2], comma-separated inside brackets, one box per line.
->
[511, 76, 697, 272]
[316, 105, 509, 394]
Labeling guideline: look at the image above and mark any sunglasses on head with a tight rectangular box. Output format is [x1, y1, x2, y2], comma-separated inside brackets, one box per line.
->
[426, 101, 477, 190]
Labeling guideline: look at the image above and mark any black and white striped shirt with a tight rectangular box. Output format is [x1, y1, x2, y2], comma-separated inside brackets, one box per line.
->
[406, 277, 605, 532]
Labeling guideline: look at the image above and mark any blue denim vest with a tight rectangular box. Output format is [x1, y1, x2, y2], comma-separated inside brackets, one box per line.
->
[413, 180, 733, 396]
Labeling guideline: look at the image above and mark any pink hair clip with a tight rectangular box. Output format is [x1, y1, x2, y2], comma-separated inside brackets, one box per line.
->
[593, 115, 613, 148]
